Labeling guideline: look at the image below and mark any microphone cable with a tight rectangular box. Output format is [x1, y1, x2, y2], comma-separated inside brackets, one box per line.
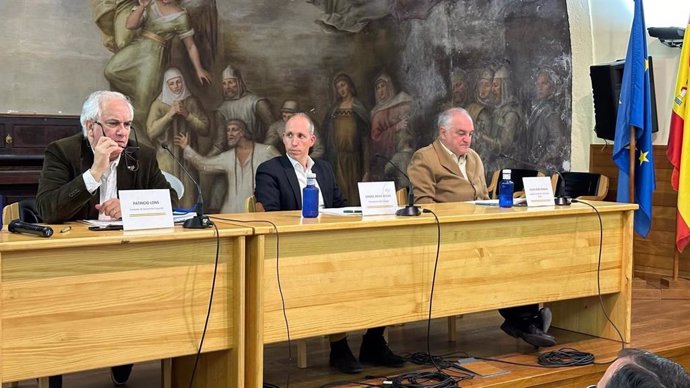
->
[210, 216, 291, 387]
[391, 208, 458, 388]
[187, 221, 221, 388]
[470, 199, 625, 370]
[569, 199, 625, 362]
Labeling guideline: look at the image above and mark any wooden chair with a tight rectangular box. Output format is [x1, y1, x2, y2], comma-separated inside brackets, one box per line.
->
[2, 201, 20, 226]
[162, 171, 185, 200]
[244, 195, 305, 367]
[487, 168, 544, 199]
[396, 187, 408, 206]
[551, 172, 609, 201]
[244, 194, 265, 213]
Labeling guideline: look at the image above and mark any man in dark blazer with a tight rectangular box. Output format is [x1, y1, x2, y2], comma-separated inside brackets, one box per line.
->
[37, 90, 173, 224]
[35, 90, 173, 388]
[254, 113, 404, 374]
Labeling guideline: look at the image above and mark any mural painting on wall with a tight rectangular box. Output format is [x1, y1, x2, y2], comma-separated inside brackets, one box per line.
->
[90, 0, 571, 212]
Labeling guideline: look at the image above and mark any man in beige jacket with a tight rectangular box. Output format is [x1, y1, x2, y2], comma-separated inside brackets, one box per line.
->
[407, 107, 556, 348]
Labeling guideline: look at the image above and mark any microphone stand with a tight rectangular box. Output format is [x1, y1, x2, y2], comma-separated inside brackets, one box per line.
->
[162, 143, 213, 228]
[375, 154, 421, 216]
[498, 153, 571, 206]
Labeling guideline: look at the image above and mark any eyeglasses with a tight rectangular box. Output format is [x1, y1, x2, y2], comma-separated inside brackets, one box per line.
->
[95, 120, 139, 172]
[94, 120, 133, 130]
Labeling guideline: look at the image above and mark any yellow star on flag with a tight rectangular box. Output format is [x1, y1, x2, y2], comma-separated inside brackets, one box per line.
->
[639, 150, 649, 165]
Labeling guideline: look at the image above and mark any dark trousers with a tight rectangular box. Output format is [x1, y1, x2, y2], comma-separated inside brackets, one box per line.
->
[499, 304, 540, 329]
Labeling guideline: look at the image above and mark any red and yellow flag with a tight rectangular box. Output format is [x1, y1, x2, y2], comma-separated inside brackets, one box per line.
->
[668, 18, 690, 253]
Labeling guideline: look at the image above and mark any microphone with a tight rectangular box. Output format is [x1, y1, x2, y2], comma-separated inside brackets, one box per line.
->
[8, 220, 54, 238]
[498, 153, 571, 206]
[375, 154, 421, 216]
[161, 143, 213, 228]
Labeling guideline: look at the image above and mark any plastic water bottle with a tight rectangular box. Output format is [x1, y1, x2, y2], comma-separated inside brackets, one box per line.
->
[302, 172, 319, 218]
[498, 169, 514, 208]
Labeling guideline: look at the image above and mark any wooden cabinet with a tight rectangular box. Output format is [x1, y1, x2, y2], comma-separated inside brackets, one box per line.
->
[0, 114, 81, 208]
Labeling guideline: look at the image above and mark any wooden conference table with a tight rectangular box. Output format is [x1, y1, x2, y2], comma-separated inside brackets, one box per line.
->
[0, 223, 249, 387]
[0, 201, 636, 387]
[212, 200, 637, 388]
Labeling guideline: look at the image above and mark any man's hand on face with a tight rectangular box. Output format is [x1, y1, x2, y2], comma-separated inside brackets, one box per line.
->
[95, 198, 122, 220]
[90, 135, 123, 181]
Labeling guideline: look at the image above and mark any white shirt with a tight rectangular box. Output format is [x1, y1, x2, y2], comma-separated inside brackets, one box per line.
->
[439, 140, 468, 180]
[286, 155, 325, 209]
[82, 156, 121, 220]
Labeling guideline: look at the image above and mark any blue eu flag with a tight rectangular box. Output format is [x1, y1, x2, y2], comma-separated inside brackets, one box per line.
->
[612, 0, 655, 237]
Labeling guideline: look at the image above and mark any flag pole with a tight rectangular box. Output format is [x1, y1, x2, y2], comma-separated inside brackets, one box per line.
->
[629, 127, 636, 203]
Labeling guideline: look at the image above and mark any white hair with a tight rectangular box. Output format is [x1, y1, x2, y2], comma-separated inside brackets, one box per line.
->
[437, 107, 471, 130]
[80, 91, 133, 137]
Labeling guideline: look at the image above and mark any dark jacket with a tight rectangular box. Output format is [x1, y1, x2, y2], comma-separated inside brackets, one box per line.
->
[36, 133, 173, 223]
[254, 156, 347, 211]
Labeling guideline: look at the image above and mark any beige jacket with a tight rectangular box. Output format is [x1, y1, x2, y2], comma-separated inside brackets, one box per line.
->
[407, 139, 489, 203]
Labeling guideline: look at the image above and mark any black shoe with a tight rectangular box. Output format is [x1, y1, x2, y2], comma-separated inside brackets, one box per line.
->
[329, 339, 363, 374]
[500, 321, 557, 348]
[359, 334, 405, 368]
[49, 375, 63, 388]
[110, 364, 133, 386]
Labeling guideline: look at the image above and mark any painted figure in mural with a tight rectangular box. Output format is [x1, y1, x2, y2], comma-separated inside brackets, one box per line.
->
[385, 136, 414, 189]
[146, 67, 209, 209]
[265, 100, 325, 158]
[369, 72, 413, 183]
[307, 0, 442, 33]
[206, 64, 275, 212]
[212, 64, 274, 152]
[527, 67, 568, 171]
[322, 72, 370, 206]
[450, 68, 470, 109]
[468, 67, 498, 168]
[490, 64, 526, 160]
[103, 0, 212, 142]
[174, 118, 279, 213]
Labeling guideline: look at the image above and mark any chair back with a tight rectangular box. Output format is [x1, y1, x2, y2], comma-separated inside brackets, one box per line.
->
[2, 202, 20, 227]
[396, 187, 408, 206]
[2, 198, 41, 227]
[162, 171, 184, 200]
[489, 168, 543, 198]
[245, 195, 265, 213]
[553, 172, 609, 200]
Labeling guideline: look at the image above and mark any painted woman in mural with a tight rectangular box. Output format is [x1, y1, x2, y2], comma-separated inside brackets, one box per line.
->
[490, 64, 525, 160]
[526, 67, 568, 171]
[369, 72, 413, 183]
[322, 72, 370, 206]
[103, 0, 212, 141]
[146, 67, 210, 208]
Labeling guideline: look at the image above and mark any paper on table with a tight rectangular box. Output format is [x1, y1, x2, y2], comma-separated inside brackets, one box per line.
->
[81, 211, 196, 227]
[473, 198, 527, 206]
[320, 207, 363, 216]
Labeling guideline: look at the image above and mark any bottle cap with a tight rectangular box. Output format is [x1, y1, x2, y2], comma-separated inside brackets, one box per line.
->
[502, 169, 511, 180]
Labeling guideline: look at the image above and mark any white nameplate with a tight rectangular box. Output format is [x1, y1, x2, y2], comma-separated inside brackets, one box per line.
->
[119, 189, 174, 230]
[522, 177, 556, 207]
[357, 181, 398, 216]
